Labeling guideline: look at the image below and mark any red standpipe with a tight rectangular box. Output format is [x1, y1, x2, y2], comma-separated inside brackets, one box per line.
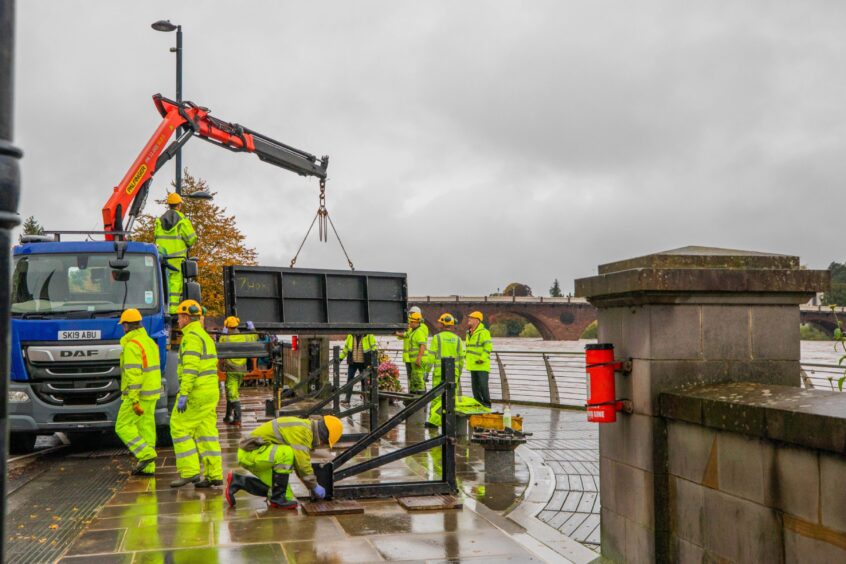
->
[585, 343, 626, 423]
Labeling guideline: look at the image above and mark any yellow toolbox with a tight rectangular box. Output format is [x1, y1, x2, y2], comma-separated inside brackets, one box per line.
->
[469, 412, 523, 432]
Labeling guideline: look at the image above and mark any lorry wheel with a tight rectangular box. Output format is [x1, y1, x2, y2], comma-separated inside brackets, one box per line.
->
[10, 432, 37, 454]
[156, 425, 173, 447]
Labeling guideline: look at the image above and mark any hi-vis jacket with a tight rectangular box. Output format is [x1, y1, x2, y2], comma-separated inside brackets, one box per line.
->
[119, 327, 162, 404]
[177, 320, 218, 397]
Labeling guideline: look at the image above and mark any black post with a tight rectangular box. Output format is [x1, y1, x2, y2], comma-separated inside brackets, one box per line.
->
[369, 350, 379, 431]
[0, 0, 22, 558]
[332, 345, 340, 413]
[174, 24, 183, 194]
[441, 358, 457, 493]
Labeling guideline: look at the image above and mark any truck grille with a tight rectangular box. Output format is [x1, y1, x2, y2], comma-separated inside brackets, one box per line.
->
[23, 341, 122, 406]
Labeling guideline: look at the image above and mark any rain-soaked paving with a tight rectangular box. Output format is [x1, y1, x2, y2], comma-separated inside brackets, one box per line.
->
[53, 387, 584, 563]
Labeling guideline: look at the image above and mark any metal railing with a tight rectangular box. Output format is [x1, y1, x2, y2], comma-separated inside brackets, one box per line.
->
[371, 346, 845, 408]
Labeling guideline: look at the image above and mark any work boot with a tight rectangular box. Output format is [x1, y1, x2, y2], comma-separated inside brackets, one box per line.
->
[170, 474, 201, 488]
[223, 400, 232, 424]
[268, 472, 298, 510]
[195, 478, 224, 488]
[131, 456, 156, 476]
[225, 471, 269, 507]
[232, 401, 242, 427]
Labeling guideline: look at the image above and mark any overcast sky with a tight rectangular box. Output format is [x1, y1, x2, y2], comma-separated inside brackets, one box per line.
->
[12, 1, 846, 295]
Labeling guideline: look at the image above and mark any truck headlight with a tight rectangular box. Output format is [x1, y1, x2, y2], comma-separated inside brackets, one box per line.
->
[8, 390, 30, 403]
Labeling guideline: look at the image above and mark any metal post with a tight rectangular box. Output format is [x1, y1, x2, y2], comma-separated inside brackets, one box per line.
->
[174, 25, 183, 194]
[0, 1, 22, 557]
[542, 353, 560, 404]
[441, 358, 457, 493]
[332, 345, 340, 413]
[369, 350, 379, 431]
[494, 352, 510, 403]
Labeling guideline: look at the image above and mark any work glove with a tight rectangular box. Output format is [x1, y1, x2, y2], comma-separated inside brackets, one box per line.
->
[132, 402, 144, 416]
[246, 321, 256, 331]
[177, 395, 188, 413]
[312, 484, 326, 500]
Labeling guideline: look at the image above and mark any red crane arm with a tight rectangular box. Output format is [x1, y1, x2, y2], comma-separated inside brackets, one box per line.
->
[101, 94, 329, 240]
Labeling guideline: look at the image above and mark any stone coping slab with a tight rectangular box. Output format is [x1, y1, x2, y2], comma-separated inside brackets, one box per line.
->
[597, 246, 799, 274]
[575, 268, 828, 302]
[660, 381, 846, 455]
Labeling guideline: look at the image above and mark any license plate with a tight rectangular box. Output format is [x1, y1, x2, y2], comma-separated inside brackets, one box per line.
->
[58, 330, 101, 340]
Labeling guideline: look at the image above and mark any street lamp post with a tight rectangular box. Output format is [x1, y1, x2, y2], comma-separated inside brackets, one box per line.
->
[151, 19, 183, 195]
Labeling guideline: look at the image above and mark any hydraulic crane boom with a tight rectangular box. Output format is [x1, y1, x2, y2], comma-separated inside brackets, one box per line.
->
[102, 94, 329, 240]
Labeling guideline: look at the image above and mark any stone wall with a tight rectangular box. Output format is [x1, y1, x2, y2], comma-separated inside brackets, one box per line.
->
[661, 382, 846, 562]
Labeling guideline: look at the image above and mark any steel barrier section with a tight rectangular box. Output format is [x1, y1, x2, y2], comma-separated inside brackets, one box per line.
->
[224, 266, 408, 333]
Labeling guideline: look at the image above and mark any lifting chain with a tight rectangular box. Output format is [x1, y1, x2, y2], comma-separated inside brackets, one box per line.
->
[289, 178, 356, 270]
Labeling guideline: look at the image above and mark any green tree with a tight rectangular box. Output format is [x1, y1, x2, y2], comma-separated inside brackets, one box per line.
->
[824, 262, 846, 305]
[503, 282, 532, 297]
[19, 215, 44, 242]
[132, 171, 258, 316]
[549, 278, 562, 297]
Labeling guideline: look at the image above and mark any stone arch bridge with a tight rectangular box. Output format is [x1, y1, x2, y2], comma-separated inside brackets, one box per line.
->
[799, 305, 846, 337]
[410, 296, 596, 341]
[409, 298, 839, 341]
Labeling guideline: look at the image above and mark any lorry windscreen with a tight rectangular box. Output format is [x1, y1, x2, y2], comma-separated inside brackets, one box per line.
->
[11, 253, 160, 316]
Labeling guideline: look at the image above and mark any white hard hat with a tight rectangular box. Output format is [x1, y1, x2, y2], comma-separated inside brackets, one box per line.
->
[409, 306, 422, 315]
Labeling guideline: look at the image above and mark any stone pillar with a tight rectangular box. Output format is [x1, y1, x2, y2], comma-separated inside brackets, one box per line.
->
[574, 246, 828, 563]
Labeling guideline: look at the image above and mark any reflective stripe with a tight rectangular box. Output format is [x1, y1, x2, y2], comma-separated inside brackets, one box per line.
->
[269, 445, 278, 461]
[155, 235, 182, 240]
[201, 451, 222, 457]
[197, 436, 219, 443]
[289, 444, 309, 452]
[182, 351, 201, 358]
[126, 384, 142, 390]
[131, 442, 148, 455]
[127, 436, 143, 447]
[142, 366, 160, 372]
[123, 364, 143, 370]
[182, 369, 199, 375]
[173, 436, 194, 444]
[273, 463, 292, 472]
[272, 420, 283, 441]
[175, 448, 198, 459]
[164, 250, 188, 257]
[198, 369, 218, 378]
[140, 390, 159, 397]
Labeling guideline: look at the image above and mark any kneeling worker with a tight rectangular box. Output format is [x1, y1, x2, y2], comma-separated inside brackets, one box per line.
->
[225, 415, 343, 509]
[116, 308, 162, 475]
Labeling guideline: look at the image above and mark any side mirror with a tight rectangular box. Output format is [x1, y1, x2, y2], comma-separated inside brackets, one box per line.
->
[182, 259, 198, 279]
[184, 281, 202, 303]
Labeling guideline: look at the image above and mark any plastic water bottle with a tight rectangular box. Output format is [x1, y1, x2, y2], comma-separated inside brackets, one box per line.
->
[503, 405, 512, 430]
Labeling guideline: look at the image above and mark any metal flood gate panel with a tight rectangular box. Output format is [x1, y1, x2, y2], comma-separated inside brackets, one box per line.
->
[224, 266, 408, 333]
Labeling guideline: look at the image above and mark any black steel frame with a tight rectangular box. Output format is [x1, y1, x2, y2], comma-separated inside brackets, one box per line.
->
[313, 358, 457, 500]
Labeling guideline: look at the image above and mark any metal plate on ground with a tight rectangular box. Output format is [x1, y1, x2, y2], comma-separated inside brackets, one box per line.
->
[397, 495, 463, 511]
[301, 500, 364, 515]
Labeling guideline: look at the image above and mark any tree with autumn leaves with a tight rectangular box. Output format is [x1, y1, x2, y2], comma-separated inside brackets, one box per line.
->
[132, 171, 257, 316]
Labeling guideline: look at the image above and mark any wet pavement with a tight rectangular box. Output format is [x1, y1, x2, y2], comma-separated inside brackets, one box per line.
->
[50, 389, 552, 562]
[9, 387, 601, 563]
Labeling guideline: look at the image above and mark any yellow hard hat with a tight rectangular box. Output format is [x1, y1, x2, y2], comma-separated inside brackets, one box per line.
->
[166, 192, 183, 205]
[323, 415, 343, 447]
[224, 316, 240, 328]
[176, 299, 202, 316]
[437, 313, 456, 326]
[469, 311, 484, 322]
[119, 308, 142, 324]
[408, 312, 423, 322]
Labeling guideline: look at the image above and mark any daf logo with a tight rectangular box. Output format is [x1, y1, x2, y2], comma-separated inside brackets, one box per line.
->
[60, 350, 99, 358]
